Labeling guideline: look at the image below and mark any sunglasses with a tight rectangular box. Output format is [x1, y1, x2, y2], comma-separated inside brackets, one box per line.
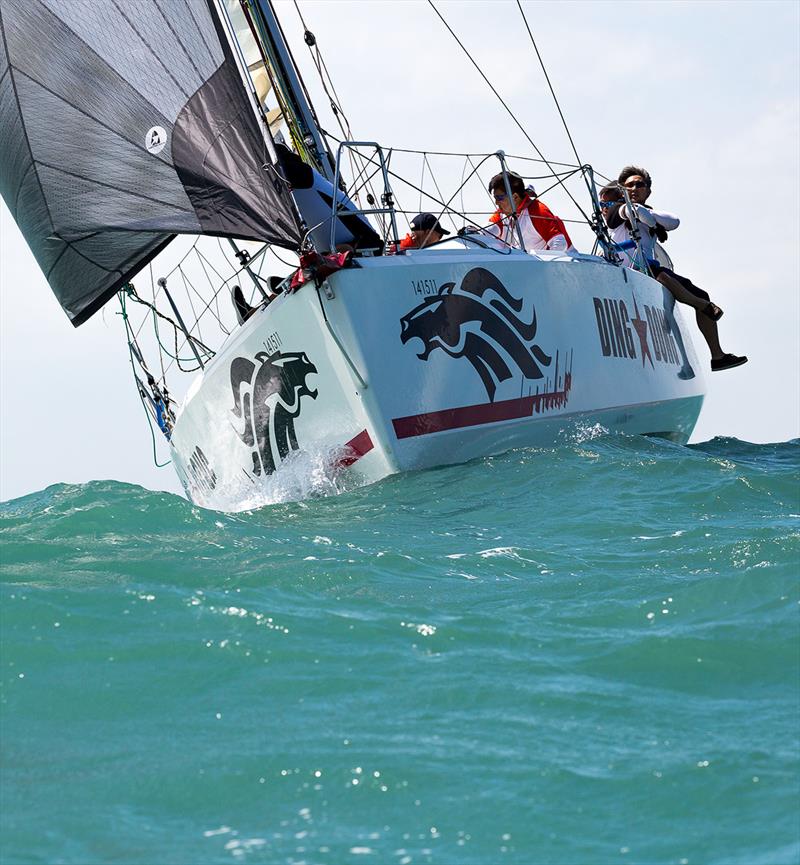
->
[599, 200, 621, 208]
[493, 193, 508, 202]
[624, 180, 648, 190]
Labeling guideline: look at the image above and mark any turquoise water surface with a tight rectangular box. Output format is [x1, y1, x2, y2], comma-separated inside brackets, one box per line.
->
[1, 435, 798, 865]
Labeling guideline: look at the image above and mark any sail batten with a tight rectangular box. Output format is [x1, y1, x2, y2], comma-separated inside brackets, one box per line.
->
[0, 0, 301, 326]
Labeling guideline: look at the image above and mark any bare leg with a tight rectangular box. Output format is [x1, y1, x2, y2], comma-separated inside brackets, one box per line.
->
[656, 272, 717, 313]
[694, 310, 724, 359]
[656, 272, 724, 359]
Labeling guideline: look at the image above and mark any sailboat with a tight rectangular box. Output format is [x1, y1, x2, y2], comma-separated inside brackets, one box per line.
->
[0, 0, 705, 511]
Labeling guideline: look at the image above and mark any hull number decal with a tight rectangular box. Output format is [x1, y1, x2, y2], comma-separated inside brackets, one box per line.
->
[412, 277, 439, 297]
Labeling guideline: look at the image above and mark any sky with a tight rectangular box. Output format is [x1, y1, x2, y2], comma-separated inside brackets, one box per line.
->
[1, 0, 798, 503]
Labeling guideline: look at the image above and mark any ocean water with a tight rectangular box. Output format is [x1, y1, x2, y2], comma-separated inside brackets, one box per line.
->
[1, 434, 798, 865]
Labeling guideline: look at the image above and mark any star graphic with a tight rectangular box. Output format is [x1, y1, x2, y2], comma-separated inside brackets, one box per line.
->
[630, 296, 654, 369]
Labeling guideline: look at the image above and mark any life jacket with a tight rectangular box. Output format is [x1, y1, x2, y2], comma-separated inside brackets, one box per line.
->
[490, 194, 572, 250]
[385, 233, 417, 255]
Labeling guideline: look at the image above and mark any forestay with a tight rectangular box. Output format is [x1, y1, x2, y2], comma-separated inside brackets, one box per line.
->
[0, 0, 300, 326]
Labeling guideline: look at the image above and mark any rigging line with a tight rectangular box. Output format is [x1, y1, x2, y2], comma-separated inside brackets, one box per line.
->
[187, 251, 261, 338]
[294, 16, 350, 140]
[124, 284, 214, 355]
[394, 148, 581, 166]
[419, 155, 426, 213]
[424, 154, 460, 231]
[342, 152, 379, 200]
[528, 166, 584, 200]
[426, 0, 592, 224]
[119, 295, 171, 468]
[217, 237, 240, 276]
[132, 267, 155, 342]
[164, 237, 201, 280]
[193, 251, 230, 335]
[335, 143, 383, 215]
[348, 162, 386, 206]
[151, 311, 206, 364]
[318, 134, 581, 168]
[270, 247, 300, 268]
[177, 263, 228, 338]
[292, 0, 353, 136]
[242, 4, 308, 162]
[292, 0, 381, 203]
[269, 0, 328, 138]
[459, 155, 472, 221]
[319, 130, 498, 236]
[515, 0, 582, 167]
[151, 264, 167, 384]
[194, 245, 229, 284]
[430, 153, 500, 232]
[194, 246, 233, 306]
[177, 266, 202, 345]
[341, 147, 502, 236]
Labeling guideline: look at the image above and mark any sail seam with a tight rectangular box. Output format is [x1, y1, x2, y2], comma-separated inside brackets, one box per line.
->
[42, 242, 69, 280]
[12, 67, 174, 168]
[45, 237, 119, 280]
[11, 161, 32, 215]
[14, 1, 179, 161]
[0, 2, 58, 239]
[184, 0, 217, 66]
[152, 1, 204, 82]
[33, 158, 197, 215]
[46, 229, 171, 283]
[66, 235, 177, 328]
[109, 0, 192, 101]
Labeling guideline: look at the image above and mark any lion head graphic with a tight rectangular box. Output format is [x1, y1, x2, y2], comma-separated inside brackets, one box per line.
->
[400, 267, 552, 401]
[229, 350, 318, 476]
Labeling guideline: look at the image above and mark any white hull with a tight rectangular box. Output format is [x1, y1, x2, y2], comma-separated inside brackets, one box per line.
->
[169, 245, 705, 510]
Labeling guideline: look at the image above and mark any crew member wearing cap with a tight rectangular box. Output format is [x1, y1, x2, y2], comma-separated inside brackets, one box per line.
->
[398, 212, 450, 250]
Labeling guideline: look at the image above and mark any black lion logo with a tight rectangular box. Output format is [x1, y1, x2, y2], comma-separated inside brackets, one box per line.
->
[399, 267, 551, 401]
[229, 350, 318, 476]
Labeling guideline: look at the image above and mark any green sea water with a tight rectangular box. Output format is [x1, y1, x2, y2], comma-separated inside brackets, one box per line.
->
[1, 435, 798, 865]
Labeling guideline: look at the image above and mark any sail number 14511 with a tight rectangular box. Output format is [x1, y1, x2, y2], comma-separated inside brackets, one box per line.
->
[412, 278, 438, 296]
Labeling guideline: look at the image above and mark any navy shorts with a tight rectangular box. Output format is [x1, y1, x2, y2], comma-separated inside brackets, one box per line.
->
[647, 263, 710, 302]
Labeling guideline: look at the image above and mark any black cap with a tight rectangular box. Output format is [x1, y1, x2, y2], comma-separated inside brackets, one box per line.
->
[410, 213, 450, 235]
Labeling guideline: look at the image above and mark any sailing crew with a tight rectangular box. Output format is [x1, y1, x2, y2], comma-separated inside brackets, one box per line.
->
[600, 169, 747, 372]
[486, 171, 574, 253]
[392, 212, 451, 252]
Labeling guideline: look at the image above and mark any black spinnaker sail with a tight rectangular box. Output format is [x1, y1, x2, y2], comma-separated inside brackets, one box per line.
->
[0, 0, 301, 326]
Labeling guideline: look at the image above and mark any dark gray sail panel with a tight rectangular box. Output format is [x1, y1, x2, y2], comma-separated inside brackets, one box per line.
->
[172, 62, 301, 242]
[0, 0, 301, 326]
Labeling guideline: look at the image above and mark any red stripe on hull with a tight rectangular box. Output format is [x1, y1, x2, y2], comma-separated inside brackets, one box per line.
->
[335, 429, 375, 468]
[392, 373, 572, 439]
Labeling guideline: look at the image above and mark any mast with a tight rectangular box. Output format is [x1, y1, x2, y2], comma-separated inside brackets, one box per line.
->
[243, 0, 337, 183]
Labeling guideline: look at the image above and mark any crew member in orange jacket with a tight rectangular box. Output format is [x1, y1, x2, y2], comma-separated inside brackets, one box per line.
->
[486, 171, 573, 253]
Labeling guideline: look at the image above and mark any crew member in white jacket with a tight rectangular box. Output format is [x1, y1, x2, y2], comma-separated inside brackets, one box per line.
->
[601, 166, 746, 373]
